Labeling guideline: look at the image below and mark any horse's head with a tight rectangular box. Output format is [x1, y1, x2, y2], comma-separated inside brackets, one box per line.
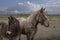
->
[6, 16, 19, 37]
[6, 25, 16, 36]
[8, 16, 15, 25]
[36, 7, 49, 27]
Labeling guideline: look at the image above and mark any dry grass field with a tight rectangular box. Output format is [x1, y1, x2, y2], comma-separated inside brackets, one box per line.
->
[0, 15, 60, 40]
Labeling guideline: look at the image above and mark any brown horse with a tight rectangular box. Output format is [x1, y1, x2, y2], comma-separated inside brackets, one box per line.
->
[20, 8, 49, 40]
[6, 16, 21, 40]
[0, 16, 20, 40]
[8, 7, 49, 40]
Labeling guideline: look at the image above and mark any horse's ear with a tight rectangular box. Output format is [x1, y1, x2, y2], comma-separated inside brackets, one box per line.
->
[40, 7, 46, 16]
[8, 17, 10, 20]
[40, 8, 43, 13]
[10, 16, 13, 18]
[8, 16, 12, 20]
[10, 16, 14, 19]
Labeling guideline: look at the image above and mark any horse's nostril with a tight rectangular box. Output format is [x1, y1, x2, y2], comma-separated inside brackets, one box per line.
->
[6, 33, 9, 35]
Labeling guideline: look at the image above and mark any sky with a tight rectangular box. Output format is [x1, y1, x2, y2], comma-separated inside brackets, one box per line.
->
[0, 0, 60, 14]
[0, 0, 44, 7]
[0, 0, 60, 7]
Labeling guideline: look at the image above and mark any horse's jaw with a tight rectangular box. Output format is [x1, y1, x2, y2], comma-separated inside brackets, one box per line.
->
[44, 20, 49, 27]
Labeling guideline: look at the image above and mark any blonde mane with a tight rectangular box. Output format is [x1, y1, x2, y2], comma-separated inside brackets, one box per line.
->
[17, 17, 26, 22]
[27, 11, 39, 22]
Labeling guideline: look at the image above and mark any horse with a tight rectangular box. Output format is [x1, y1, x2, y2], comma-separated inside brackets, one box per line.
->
[6, 16, 21, 40]
[20, 7, 49, 40]
[7, 7, 49, 40]
[0, 16, 20, 40]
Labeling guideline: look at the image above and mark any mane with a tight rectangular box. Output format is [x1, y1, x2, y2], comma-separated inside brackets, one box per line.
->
[27, 10, 40, 22]
[17, 17, 26, 21]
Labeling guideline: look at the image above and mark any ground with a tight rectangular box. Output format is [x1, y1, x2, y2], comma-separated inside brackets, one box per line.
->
[0, 15, 60, 40]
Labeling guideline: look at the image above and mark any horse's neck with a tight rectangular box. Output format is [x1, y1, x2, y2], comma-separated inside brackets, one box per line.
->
[31, 19, 39, 28]
[29, 16, 38, 28]
[27, 13, 39, 28]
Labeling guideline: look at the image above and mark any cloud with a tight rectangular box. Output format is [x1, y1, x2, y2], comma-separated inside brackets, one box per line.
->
[1, 0, 60, 14]
[17, 2, 23, 5]
[0, 7, 8, 11]
[26, 1, 41, 11]
[17, 0, 60, 14]
[42, 0, 60, 14]
[45, 1, 60, 7]
[17, 1, 41, 11]
[14, 10, 20, 13]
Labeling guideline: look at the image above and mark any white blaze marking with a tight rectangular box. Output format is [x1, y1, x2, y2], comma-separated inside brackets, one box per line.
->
[7, 31, 11, 35]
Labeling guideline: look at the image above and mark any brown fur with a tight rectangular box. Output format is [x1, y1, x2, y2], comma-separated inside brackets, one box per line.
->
[7, 16, 21, 40]
[0, 16, 20, 40]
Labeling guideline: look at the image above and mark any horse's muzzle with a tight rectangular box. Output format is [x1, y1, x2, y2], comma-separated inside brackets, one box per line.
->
[42, 19, 49, 27]
[6, 31, 12, 36]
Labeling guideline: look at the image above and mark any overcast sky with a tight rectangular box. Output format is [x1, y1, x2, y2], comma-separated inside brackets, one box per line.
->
[0, 0, 60, 14]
